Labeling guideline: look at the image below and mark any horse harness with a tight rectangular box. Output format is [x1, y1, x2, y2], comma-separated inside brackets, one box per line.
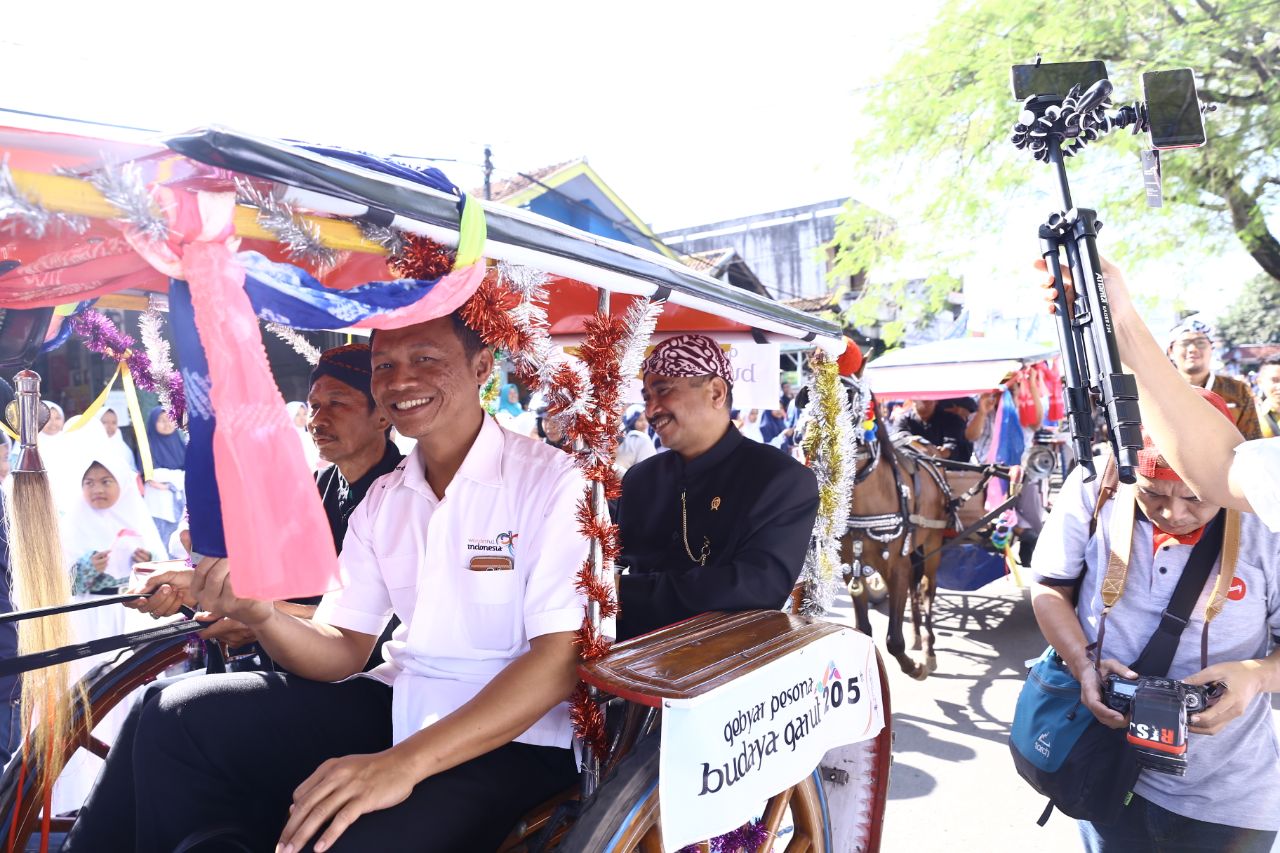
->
[847, 419, 1007, 565]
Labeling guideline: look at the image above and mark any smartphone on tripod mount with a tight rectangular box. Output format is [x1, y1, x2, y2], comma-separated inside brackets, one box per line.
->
[1142, 68, 1207, 149]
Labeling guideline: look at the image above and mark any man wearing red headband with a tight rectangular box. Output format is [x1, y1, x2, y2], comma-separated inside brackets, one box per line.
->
[1030, 387, 1280, 850]
[615, 333, 820, 639]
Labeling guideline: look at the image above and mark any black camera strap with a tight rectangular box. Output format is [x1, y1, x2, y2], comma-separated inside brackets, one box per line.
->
[1128, 509, 1225, 677]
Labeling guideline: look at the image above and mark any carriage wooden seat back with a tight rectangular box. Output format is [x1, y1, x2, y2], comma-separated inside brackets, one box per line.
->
[578, 610, 846, 707]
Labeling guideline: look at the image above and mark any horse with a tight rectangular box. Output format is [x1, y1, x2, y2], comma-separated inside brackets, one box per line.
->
[842, 412, 954, 681]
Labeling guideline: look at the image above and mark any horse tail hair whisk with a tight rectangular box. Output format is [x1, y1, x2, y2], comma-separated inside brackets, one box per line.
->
[6, 370, 88, 797]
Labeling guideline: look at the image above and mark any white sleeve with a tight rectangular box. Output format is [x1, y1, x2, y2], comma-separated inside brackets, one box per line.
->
[1030, 464, 1099, 584]
[314, 499, 392, 636]
[1232, 440, 1280, 533]
[520, 462, 596, 640]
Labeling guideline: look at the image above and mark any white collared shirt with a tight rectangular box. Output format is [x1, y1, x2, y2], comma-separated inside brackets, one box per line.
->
[315, 415, 591, 749]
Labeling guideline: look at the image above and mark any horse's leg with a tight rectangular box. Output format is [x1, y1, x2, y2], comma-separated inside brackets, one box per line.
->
[921, 535, 941, 675]
[908, 547, 925, 651]
[884, 550, 926, 680]
[851, 584, 873, 637]
[841, 534, 874, 637]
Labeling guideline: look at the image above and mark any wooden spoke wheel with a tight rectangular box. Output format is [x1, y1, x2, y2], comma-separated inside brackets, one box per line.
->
[559, 734, 830, 853]
[0, 635, 192, 851]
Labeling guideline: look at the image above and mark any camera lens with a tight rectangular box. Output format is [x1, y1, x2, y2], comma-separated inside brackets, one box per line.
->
[1183, 693, 1202, 711]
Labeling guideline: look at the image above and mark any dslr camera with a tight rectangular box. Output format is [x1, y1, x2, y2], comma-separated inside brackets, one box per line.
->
[1101, 675, 1225, 776]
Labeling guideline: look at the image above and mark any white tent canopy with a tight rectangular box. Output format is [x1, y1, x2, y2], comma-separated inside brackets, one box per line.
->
[865, 338, 1056, 400]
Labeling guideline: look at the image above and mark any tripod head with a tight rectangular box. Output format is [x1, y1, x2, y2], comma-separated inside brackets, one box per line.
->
[1010, 81, 1144, 162]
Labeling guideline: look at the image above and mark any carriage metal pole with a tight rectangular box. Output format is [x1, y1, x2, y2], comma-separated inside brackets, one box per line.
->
[580, 286, 609, 799]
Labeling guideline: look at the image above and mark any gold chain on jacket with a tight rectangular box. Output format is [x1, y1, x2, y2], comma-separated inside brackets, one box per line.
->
[680, 489, 711, 566]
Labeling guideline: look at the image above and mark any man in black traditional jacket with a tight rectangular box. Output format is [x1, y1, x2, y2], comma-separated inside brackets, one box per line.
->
[615, 334, 820, 640]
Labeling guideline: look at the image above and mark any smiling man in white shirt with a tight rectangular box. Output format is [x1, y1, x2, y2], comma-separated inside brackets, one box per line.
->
[68, 311, 592, 853]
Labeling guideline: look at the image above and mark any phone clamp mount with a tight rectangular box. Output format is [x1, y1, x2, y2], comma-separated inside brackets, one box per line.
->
[1010, 79, 1144, 162]
[1010, 78, 1143, 484]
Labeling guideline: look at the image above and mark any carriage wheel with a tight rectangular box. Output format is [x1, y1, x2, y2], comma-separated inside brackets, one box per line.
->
[559, 734, 830, 853]
[0, 635, 192, 850]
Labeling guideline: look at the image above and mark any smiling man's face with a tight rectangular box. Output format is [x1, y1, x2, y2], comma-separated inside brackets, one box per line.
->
[370, 316, 492, 443]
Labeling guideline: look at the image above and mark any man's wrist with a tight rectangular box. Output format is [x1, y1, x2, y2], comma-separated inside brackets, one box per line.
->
[239, 600, 279, 630]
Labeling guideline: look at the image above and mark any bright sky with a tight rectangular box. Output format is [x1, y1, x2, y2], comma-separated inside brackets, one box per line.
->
[0, 0, 1260, 330]
[0, 0, 936, 230]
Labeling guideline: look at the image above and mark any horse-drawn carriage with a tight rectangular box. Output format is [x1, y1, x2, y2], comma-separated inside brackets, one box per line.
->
[0, 117, 891, 851]
[842, 337, 1061, 681]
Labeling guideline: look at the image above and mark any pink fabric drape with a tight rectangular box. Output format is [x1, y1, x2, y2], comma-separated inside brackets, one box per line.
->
[126, 189, 340, 600]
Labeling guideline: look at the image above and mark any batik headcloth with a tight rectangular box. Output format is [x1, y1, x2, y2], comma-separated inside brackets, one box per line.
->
[1166, 317, 1216, 350]
[1137, 387, 1232, 481]
[309, 344, 374, 406]
[642, 334, 733, 386]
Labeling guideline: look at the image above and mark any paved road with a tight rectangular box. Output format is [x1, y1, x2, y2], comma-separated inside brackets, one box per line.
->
[826, 576, 1280, 853]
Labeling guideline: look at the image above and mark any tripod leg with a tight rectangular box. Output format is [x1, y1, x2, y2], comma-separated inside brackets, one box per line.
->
[1040, 225, 1096, 481]
[1069, 211, 1143, 482]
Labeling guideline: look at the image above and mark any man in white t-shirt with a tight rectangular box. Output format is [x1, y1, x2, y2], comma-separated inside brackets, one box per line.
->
[66, 312, 592, 853]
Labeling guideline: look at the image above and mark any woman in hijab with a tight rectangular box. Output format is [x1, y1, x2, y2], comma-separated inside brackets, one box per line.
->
[144, 407, 188, 550]
[286, 400, 321, 471]
[64, 441, 167, 594]
[498, 383, 524, 418]
[495, 383, 535, 435]
[96, 407, 136, 472]
[614, 404, 657, 474]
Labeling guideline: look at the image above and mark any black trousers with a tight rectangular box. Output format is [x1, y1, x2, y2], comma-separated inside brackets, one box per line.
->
[63, 673, 577, 853]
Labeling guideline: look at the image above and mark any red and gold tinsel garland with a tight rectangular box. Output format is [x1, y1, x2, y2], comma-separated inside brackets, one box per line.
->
[460, 263, 662, 757]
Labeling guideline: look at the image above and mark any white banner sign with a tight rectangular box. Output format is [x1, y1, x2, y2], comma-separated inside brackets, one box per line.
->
[658, 628, 884, 851]
[551, 334, 782, 413]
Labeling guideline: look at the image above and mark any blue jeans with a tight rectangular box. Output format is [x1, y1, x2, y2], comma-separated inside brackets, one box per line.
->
[1080, 794, 1277, 852]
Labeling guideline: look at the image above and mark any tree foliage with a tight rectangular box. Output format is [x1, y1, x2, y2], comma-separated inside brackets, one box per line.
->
[831, 0, 1280, 345]
[1217, 273, 1280, 345]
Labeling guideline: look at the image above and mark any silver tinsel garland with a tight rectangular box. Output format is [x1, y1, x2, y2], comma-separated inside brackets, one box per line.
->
[235, 177, 338, 272]
[87, 163, 168, 242]
[615, 296, 664, 384]
[495, 262, 595, 430]
[139, 309, 180, 419]
[265, 322, 322, 366]
[0, 156, 90, 238]
[796, 354, 863, 615]
[357, 221, 406, 257]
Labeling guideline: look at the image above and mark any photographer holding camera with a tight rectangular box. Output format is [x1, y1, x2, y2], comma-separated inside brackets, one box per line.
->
[1031, 261, 1280, 852]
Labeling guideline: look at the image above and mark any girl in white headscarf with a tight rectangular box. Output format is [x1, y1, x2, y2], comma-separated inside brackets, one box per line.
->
[63, 439, 167, 594]
[286, 400, 321, 471]
[96, 407, 137, 472]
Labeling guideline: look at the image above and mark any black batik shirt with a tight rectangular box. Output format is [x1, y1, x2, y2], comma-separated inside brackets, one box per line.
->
[316, 440, 405, 554]
[616, 425, 819, 640]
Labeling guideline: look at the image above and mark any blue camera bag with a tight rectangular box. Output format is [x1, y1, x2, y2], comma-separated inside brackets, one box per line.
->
[1009, 647, 1137, 825]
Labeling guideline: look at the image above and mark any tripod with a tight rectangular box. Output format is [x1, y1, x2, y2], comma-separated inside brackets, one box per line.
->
[1014, 83, 1144, 483]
